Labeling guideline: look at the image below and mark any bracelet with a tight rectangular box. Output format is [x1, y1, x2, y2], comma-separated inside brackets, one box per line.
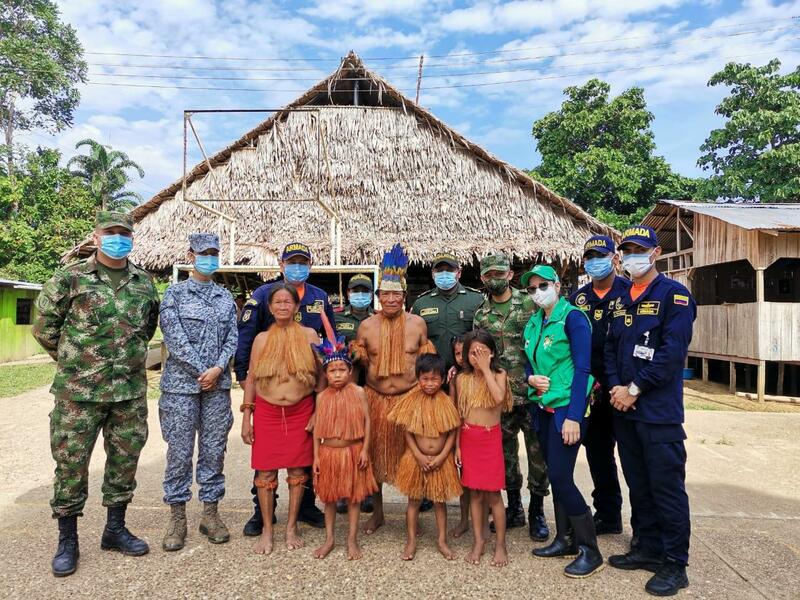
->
[239, 402, 255, 413]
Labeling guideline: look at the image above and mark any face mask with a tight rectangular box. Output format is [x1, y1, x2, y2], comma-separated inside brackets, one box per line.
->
[533, 284, 558, 309]
[433, 271, 458, 291]
[100, 234, 133, 260]
[622, 251, 654, 278]
[584, 256, 614, 280]
[194, 255, 219, 276]
[485, 277, 510, 295]
[284, 263, 310, 283]
[349, 292, 372, 309]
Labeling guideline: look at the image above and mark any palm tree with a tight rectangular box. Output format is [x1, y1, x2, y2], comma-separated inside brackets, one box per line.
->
[67, 139, 145, 211]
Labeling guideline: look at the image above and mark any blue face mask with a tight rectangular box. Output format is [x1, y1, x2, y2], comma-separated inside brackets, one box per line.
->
[584, 256, 614, 280]
[194, 255, 219, 276]
[349, 292, 372, 309]
[100, 234, 133, 260]
[433, 271, 458, 291]
[284, 263, 310, 283]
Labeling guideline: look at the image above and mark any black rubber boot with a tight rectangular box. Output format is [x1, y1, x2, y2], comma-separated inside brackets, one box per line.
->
[594, 514, 623, 535]
[564, 510, 604, 578]
[491, 489, 525, 532]
[297, 483, 324, 528]
[52, 516, 79, 577]
[645, 559, 689, 596]
[100, 505, 149, 556]
[528, 493, 550, 541]
[609, 546, 663, 573]
[532, 502, 576, 558]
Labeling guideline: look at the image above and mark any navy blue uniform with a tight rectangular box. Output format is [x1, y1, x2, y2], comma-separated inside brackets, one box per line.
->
[234, 280, 335, 382]
[569, 275, 630, 526]
[603, 273, 696, 565]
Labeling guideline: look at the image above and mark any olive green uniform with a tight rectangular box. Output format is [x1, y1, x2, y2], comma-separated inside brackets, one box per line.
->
[334, 306, 374, 344]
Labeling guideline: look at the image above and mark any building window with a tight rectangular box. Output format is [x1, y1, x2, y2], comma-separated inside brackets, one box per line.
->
[16, 298, 33, 325]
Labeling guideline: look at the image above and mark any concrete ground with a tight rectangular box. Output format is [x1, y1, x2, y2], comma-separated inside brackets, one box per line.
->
[0, 382, 798, 600]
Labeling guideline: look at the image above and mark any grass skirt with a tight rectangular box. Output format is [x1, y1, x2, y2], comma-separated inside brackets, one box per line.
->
[316, 442, 378, 504]
[395, 448, 463, 502]
[366, 387, 406, 484]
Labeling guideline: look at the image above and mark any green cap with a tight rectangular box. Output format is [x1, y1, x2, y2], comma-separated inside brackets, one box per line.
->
[95, 210, 134, 232]
[480, 252, 511, 276]
[347, 273, 374, 292]
[521, 264, 559, 287]
[432, 252, 460, 269]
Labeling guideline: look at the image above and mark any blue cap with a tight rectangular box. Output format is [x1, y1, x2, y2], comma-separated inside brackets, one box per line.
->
[281, 242, 312, 261]
[583, 235, 615, 256]
[189, 233, 220, 253]
[619, 225, 659, 249]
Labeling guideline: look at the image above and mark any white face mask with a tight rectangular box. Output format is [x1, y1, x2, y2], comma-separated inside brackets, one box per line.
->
[622, 251, 655, 278]
[533, 284, 558, 309]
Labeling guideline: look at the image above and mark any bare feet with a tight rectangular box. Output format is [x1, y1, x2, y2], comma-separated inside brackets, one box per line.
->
[286, 525, 305, 551]
[346, 538, 363, 560]
[450, 520, 469, 539]
[313, 538, 334, 559]
[465, 539, 485, 565]
[491, 543, 509, 567]
[437, 539, 457, 560]
[253, 531, 273, 555]
[363, 513, 385, 535]
[401, 539, 417, 561]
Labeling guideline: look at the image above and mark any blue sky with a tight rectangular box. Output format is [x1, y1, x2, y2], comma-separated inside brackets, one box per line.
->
[22, 1, 800, 201]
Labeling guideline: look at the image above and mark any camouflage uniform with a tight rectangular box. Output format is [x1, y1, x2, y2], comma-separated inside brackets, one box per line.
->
[474, 259, 549, 499]
[159, 241, 238, 505]
[33, 221, 159, 519]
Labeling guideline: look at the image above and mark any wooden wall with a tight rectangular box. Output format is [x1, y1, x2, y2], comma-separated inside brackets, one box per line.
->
[694, 214, 800, 269]
[759, 302, 800, 361]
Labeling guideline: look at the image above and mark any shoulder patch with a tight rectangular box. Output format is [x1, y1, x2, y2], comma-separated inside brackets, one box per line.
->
[416, 288, 435, 298]
[244, 298, 258, 307]
[674, 294, 689, 306]
[419, 307, 439, 317]
[575, 293, 588, 306]
[241, 309, 252, 322]
[594, 309, 603, 321]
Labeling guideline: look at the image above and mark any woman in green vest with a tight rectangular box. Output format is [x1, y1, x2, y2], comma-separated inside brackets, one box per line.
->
[522, 264, 603, 578]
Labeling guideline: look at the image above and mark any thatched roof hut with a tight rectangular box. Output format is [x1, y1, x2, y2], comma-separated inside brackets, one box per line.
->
[65, 52, 614, 271]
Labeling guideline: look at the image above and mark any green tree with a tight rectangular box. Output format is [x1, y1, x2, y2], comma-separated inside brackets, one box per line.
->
[0, 0, 87, 178]
[0, 147, 94, 282]
[67, 139, 145, 210]
[698, 59, 800, 202]
[531, 78, 703, 229]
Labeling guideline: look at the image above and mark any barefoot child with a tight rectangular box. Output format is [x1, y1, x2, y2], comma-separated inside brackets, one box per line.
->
[452, 329, 513, 567]
[447, 336, 472, 540]
[312, 338, 378, 560]
[389, 354, 462, 561]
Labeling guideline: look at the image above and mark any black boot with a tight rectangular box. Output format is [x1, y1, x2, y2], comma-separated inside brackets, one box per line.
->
[297, 483, 324, 528]
[609, 546, 663, 573]
[528, 494, 550, 541]
[645, 559, 689, 596]
[336, 499, 348, 514]
[594, 513, 623, 535]
[100, 505, 149, 556]
[244, 487, 277, 536]
[532, 503, 576, 558]
[491, 489, 525, 532]
[564, 510, 604, 578]
[52, 516, 79, 577]
[360, 495, 374, 514]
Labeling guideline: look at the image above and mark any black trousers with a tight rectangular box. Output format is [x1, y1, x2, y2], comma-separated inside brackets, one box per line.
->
[583, 390, 623, 523]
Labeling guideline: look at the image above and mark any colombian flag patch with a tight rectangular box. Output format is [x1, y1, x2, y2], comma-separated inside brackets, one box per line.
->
[674, 294, 689, 306]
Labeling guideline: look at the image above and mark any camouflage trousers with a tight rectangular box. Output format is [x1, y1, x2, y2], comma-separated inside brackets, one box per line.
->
[50, 396, 148, 518]
[159, 391, 234, 505]
[502, 404, 550, 497]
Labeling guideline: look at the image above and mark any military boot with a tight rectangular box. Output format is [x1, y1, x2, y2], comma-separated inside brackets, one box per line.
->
[162, 503, 187, 551]
[506, 489, 526, 528]
[528, 493, 550, 541]
[199, 501, 230, 544]
[100, 505, 149, 556]
[52, 516, 79, 577]
[532, 503, 576, 558]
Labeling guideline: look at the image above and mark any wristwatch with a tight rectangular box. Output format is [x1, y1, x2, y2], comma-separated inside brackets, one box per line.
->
[627, 382, 641, 397]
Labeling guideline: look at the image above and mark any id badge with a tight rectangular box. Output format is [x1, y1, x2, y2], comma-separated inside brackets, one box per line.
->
[633, 345, 655, 361]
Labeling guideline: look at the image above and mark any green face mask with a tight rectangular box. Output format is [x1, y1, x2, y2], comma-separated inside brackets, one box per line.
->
[485, 277, 510, 295]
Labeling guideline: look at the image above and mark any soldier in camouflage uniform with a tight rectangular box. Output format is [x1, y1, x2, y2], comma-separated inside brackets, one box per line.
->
[473, 253, 551, 541]
[159, 233, 238, 551]
[33, 211, 160, 577]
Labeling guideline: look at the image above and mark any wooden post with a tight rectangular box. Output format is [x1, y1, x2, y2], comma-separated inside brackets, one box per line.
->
[757, 360, 766, 403]
[729, 361, 736, 394]
[745, 364, 752, 392]
[702, 358, 709, 383]
[777, 363, 785, 396]
[756, 268, 765, 302]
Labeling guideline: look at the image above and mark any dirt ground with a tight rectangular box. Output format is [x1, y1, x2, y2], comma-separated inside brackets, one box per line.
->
[0, 381, 797, 600]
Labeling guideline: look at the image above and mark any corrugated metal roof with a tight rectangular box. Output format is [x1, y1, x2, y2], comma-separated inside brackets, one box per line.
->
[0, 279, 43, 291]
[661, 200, 800, 231]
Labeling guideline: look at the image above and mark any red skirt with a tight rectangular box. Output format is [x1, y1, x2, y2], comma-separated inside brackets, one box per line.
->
[252, 395, 314, 471]
[459, 422, 505, 492]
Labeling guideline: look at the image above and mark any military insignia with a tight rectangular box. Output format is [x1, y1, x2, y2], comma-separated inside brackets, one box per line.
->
[576, 293, 587, 306]
[613, 309, 627, 318]
[419, 307, 439, 317]
[594, 309, 603, 321]
[244, 299, 258, 307]
[242, 309, 252, 322]
[337, 322, 355, 331]
[294, 312, 302, 322]
[306, 301, 323, 314]
[624, 314, 633, 327]
[637, 301, 660, 316]
[674, 294, 689, 306]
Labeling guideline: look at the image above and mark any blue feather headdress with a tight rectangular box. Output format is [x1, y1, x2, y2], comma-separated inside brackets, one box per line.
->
[314, 336, 352, 368]
[378, 243, 409, 293]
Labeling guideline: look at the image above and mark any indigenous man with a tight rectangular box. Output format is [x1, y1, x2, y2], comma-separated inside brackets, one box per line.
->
[33, 211, 160, 577]
[474, 252, 550, 541]
[352, 244, 432, 534]
[235, 242, 334, 535]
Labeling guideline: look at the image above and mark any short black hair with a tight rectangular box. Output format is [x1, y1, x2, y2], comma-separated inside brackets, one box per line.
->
[415, 353, 446, 379]
[462, 328, 502, 373]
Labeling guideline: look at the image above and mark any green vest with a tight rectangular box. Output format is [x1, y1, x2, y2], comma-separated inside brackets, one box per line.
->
[523, 297, 594, 409]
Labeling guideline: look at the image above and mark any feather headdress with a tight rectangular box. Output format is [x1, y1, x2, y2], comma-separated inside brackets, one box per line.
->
[314, 336, 352, 368]
[378, 243, 409, 293]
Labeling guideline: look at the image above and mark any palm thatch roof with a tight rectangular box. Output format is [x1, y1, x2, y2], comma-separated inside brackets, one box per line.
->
[65, 52, 615, 270]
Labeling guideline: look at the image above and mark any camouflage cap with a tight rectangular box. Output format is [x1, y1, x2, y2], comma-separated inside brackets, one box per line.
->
[480, 252, 511, 276]
[189, 233, 220, 253]
[95, 210, 133, 232]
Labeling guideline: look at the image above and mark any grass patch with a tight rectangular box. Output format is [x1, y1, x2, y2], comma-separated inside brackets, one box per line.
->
[0, 362, 56, 398]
